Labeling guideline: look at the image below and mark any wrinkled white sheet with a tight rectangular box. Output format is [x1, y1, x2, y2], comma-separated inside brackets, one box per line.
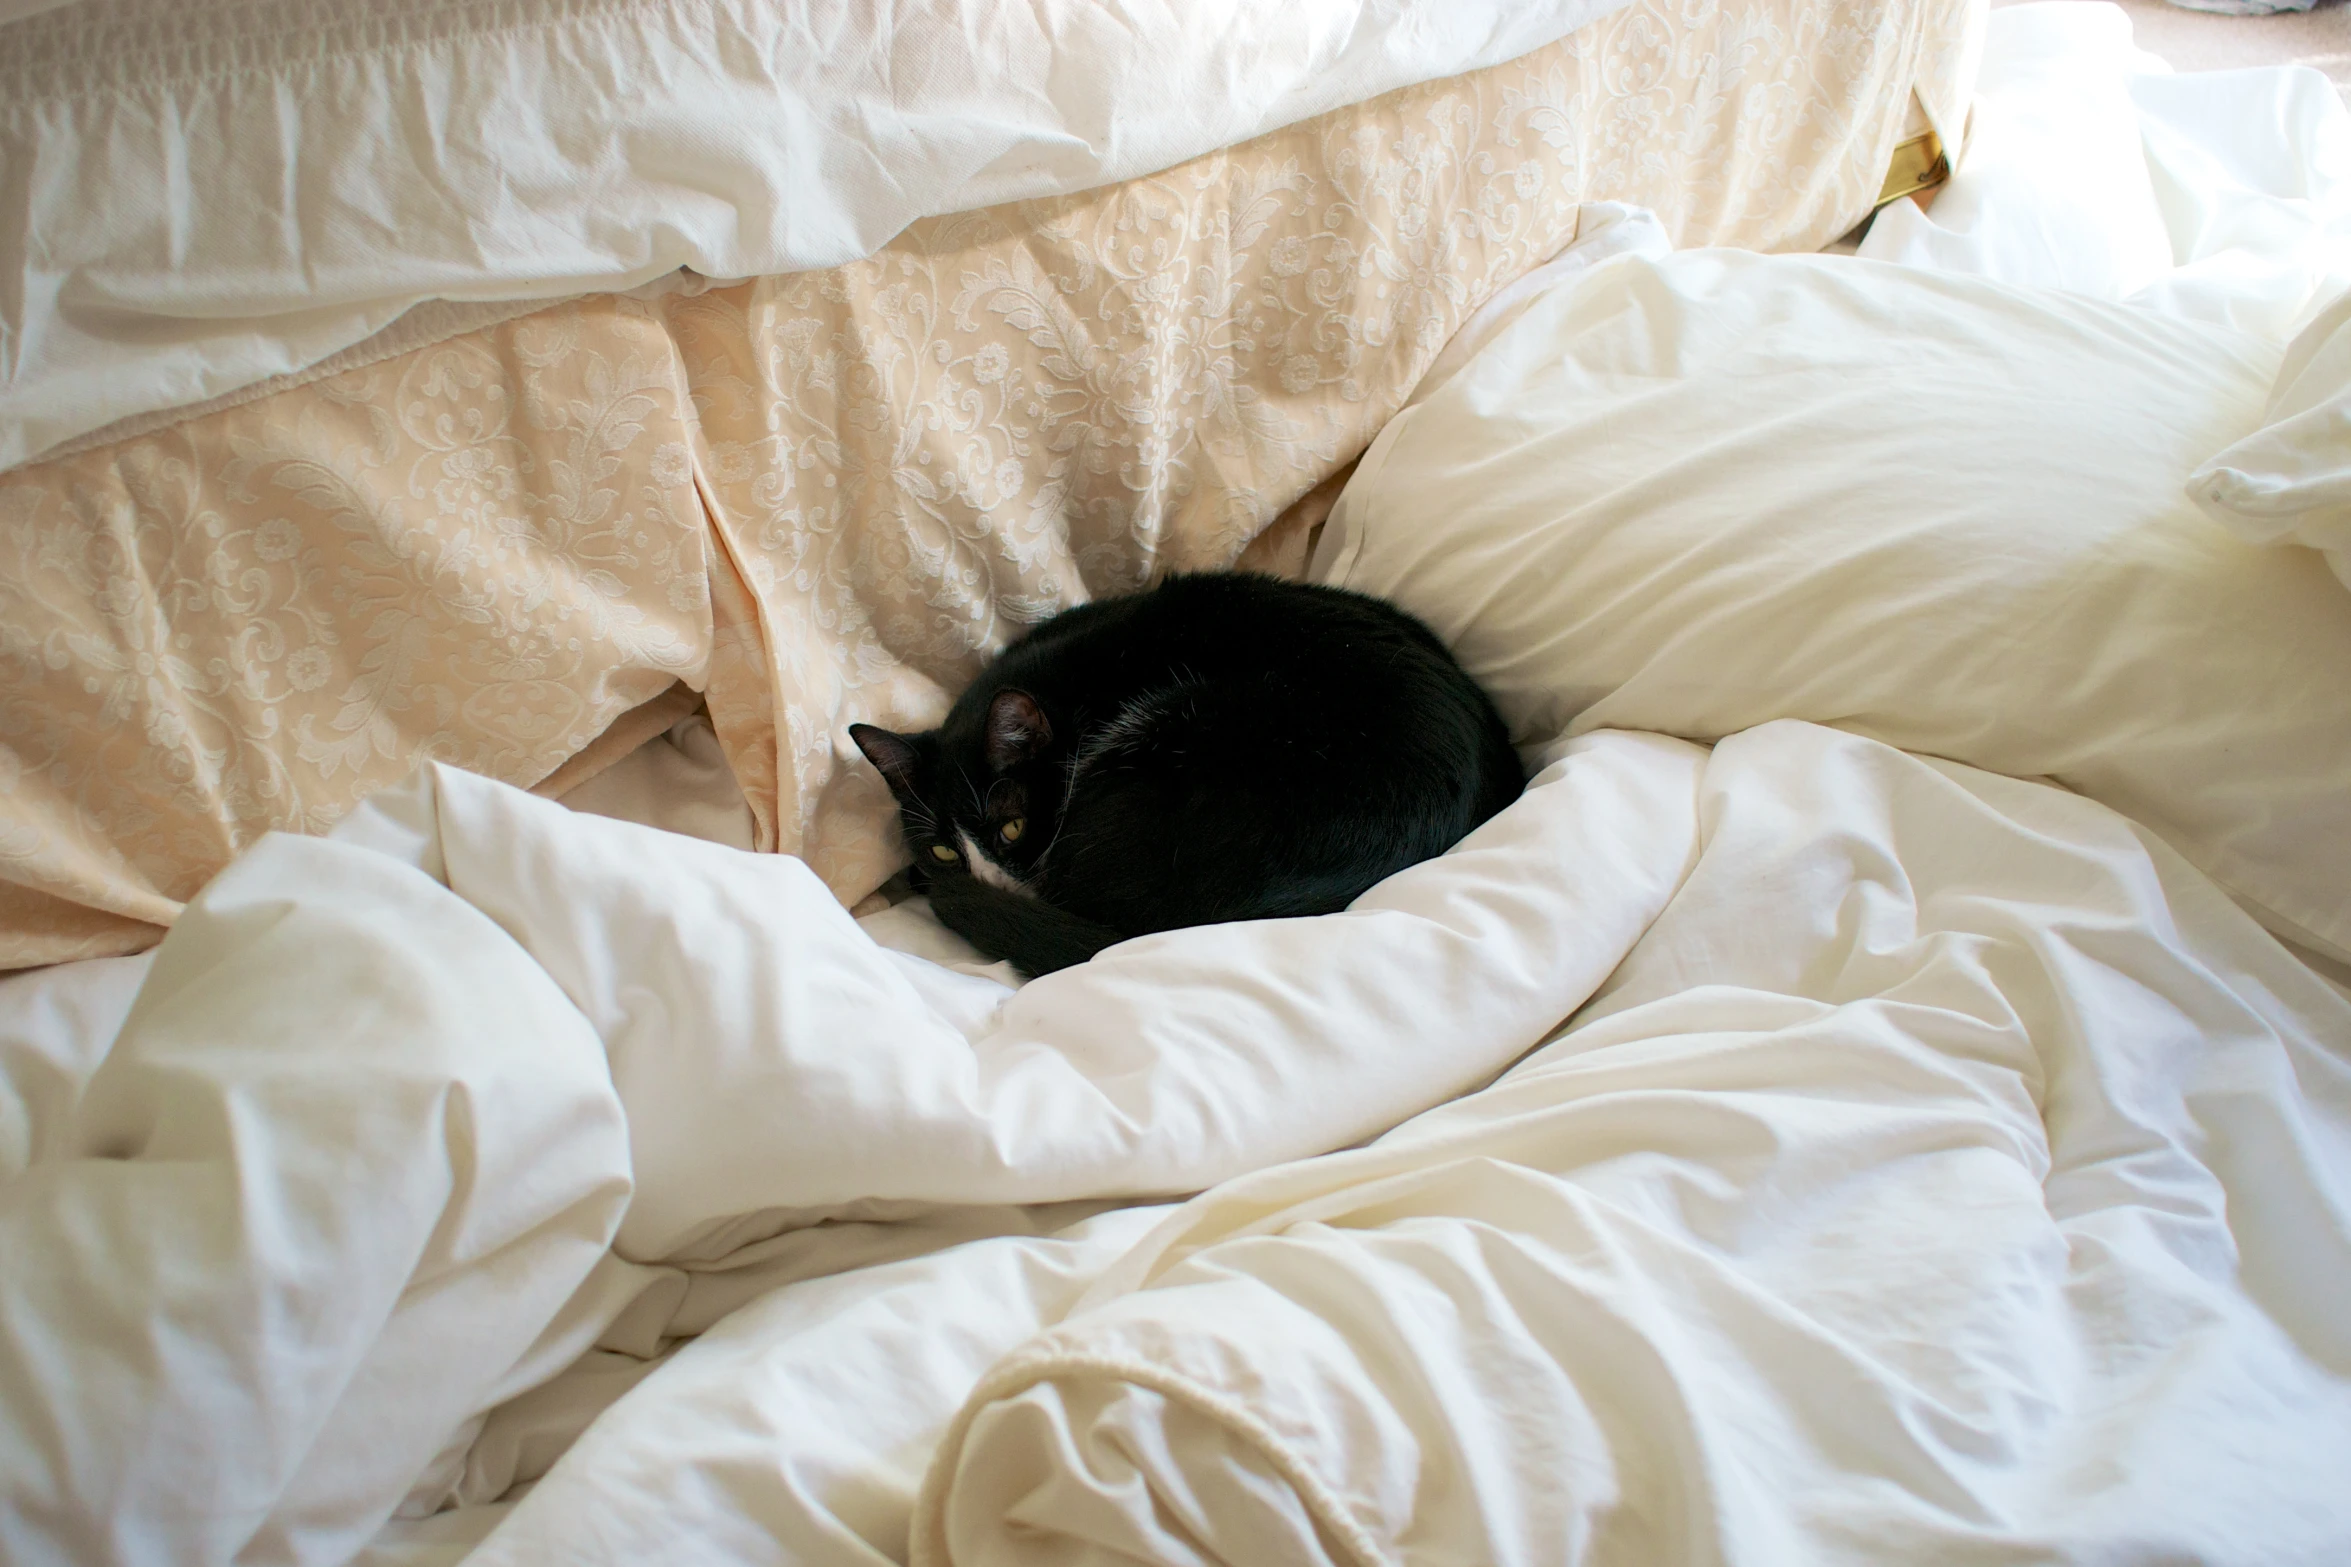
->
[1861, 1, 2351, 338]
[0, 729, 1695, 1563]
[0, 951, 147, 1182]
[914, 722, 2351, 1566]
[0, 836, 634, 1567]
[10, 716, 2348, 1565]
[462, 1203, 1180, 1567]
[0, 0, 1625, 471]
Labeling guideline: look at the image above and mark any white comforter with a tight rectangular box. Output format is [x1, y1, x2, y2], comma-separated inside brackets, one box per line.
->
[4, 720, 2347, 1565]
[0, 726, 1687, 1563]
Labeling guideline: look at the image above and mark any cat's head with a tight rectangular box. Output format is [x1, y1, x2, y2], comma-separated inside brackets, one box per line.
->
[849, 688, 1062, 891]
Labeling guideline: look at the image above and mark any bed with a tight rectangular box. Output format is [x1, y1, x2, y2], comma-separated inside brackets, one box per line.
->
[9, 2, 2351, 1565]
[0, 0, 1978, 969]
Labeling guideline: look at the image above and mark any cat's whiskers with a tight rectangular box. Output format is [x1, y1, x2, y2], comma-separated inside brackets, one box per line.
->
[957, 772, 990, 824]
[1038, 726, 1113, 870]
[1034, 815, 1098, 873]
[898, 799, 946, 842]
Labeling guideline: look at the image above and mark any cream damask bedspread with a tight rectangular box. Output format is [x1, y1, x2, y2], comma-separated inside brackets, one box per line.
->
[0, 0, 1978, 969]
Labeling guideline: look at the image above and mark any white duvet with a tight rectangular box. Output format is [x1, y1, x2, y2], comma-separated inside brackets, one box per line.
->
[0, 726, 1689, 1562]
[914, 726, 2351, 1565]
[5, 720, 2348, 1565]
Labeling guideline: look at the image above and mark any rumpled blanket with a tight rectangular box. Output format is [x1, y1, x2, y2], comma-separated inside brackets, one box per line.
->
[908, 724, 2351, 1565]
[17, 720, 2339, 1564]
[0, 728, 1697, 1563]
[461, 724, 2350, 1567]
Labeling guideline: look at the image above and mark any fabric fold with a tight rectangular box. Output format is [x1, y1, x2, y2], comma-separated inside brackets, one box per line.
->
[911, 723, 2351, 1567]
[343, 728, 1702, 1259]
[3, 721, 1704, 1561]
[0, 0, 1637, 472]
[0, 834, 630, 1565]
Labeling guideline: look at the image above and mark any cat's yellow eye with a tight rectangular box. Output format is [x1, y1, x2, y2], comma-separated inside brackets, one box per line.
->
[1000, 817, 1026, 844]
[930, 844, 959, 863]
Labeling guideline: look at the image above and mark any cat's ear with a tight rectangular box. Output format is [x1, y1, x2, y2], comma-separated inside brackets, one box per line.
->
[850, 724, 926, 802]
[986, 689, 1053, 771]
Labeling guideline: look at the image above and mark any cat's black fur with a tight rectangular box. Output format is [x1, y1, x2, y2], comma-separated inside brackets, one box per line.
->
[850, 573, 1522, 977]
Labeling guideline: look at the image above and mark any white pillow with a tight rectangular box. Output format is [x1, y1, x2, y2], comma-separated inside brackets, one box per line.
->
[1313, 249, 2351, 964]
[2188, 285, 2351, 590]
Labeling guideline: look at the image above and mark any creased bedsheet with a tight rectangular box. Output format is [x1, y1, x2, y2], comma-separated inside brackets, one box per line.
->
[1860, 1, 2351, 340]
[903, 722, 2351, 1566]
[0, 728, 1698, 1564]
[317, 721, 2351, 1566]
[18, 715, 2341, 1566]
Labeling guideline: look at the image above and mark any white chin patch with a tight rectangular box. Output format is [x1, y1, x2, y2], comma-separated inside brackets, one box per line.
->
[958, 829, 1034, 897]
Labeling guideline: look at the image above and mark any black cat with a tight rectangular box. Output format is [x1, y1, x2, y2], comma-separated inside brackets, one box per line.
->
[849, 573, 1523, 977]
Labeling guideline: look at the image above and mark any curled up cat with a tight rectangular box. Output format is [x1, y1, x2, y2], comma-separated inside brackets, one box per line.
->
[849, 573, 1524, 977]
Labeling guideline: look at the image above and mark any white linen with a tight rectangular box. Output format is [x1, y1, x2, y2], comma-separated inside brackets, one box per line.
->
[0, 836, 634, 1566]
[0, 950, 146, 1181]
[1860, 1, 2351, 339]
[463, 1205, 1177, 1567]
[0, 729, 1696, 1563]
[0, 0, 1626, 473]
[1862, 3, 2177, 299]
[2189, 283, 2351, 588]
[12, 716, 2348, 1564]
[1397, 201, 1673, 412]
[1310, 244, 2351, 969]
[2129, 63, 2351, 338]
[349, 1506, 513, 1567]
[346, 735, 1693, 1259]
[915, 722, 2351, 1566]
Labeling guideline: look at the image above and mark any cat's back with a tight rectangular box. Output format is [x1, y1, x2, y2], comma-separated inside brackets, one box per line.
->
[986, 575, 1522, 927]
[991, 573, 1465, 716]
